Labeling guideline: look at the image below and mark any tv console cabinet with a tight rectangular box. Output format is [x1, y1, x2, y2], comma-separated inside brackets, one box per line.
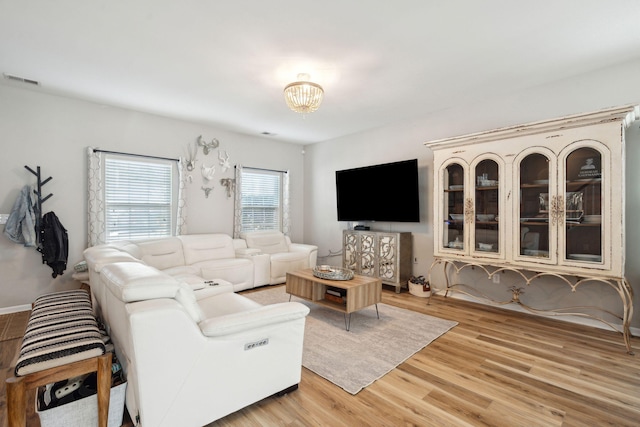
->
[342, 230, 412, 293]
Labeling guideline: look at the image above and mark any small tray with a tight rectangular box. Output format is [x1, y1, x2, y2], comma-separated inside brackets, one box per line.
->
[313, 266, 354, 281]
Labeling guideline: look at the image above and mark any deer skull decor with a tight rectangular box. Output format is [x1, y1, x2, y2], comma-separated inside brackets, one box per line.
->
[201, 164, 216, 181]
[220, 178, 236, 198]
[185, 141, 198, 171]
[201, 186, 213, 198]
[197, 135, 219, 155]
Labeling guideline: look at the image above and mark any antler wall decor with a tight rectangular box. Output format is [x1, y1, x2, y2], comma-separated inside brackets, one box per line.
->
[185, 140, 198, 171]
[183, 135, 233, 199]
[218, 150, 231, 172]
[197, 135, 219, 155]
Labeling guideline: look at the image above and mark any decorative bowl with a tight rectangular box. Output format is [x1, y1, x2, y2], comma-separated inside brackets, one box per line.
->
[476, 214, 495, 221]
[478, 243, 494, 251]
[449, 214, 464, 221]
[312, 266, 354, 281]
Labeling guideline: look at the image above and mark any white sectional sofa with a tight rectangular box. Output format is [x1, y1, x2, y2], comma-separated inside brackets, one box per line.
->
[238, 230, 319, 285]
[83, 234, 311, 426]
[84, 232, 317, 292]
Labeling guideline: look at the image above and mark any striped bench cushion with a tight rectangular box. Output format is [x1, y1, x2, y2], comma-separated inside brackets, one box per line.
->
[15, 289, 106, 376]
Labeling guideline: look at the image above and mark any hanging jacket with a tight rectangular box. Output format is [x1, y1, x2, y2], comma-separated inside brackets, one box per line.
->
[3, 185, 38, 247]
[39, 211, 68, 278]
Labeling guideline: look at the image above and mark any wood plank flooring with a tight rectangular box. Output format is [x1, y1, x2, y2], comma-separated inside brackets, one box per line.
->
[1, 287, 638, 426]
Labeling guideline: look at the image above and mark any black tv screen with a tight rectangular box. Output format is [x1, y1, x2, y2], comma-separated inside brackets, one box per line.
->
[335, 159, 420, 222]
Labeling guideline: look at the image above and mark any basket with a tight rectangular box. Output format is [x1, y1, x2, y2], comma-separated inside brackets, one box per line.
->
[37, 382, 127, 427]
[408, 281, 431, 297]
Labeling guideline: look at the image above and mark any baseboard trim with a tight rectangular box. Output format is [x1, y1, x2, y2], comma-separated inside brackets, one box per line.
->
[0, 304, 31, 315]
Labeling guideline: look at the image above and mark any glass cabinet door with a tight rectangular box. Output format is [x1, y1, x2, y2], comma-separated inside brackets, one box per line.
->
[377, 234, 398, 281]
[564, 147, 602, 263]
[443, 163, 465, 251]
[343, 232, 358, 271]
[474, 159, 499, 253]
[359, 233, 376, 276]
[518, 153, 551, 259]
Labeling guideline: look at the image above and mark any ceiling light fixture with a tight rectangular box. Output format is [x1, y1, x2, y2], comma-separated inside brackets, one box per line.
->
[283, 73, 324, 114]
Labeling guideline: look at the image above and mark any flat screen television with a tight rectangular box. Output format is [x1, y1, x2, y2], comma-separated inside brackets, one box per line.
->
[335, 159, 420, 222]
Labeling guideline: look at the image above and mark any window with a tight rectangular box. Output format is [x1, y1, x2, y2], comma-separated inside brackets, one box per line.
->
[104, 155, 177, 242]
[239, 168, 285, 232]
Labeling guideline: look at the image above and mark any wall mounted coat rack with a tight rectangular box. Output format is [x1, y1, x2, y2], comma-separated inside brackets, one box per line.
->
[25, 165, 53, 244]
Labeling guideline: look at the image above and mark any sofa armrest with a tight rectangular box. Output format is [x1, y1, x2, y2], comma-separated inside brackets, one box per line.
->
[288, 243, 318, 267]
[288, 243, 318, 254]
[199, 302, 309, 337]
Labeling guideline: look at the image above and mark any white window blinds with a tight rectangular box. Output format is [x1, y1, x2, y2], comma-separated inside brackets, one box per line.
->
[104, 156, 174, 242]
[240, 168, 283, 232]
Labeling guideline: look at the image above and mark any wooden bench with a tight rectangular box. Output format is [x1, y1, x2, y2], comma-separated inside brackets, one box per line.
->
[5, 289, 112, 427]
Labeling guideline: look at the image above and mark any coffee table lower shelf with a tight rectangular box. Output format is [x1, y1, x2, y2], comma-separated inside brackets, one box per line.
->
[286, 269, 382, 331]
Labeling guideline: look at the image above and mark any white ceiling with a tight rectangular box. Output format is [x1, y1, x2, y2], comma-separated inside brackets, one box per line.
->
[1, 1, 640, 144]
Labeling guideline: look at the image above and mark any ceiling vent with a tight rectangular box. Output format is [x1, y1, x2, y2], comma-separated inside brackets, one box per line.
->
[3, 73, 40, 86]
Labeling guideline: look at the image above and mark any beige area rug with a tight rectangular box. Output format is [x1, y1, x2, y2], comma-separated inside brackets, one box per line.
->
[0, 311, 30, 342]
[245, 286, 457, 394]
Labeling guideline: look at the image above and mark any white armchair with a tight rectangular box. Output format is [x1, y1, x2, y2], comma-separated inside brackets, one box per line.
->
[96, 262, 309, 426]
[239, 231, 318, 285]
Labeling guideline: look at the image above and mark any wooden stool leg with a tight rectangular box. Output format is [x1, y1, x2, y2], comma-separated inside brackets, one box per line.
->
[6, 376, 27, 427]
[96, 353, 113, 427]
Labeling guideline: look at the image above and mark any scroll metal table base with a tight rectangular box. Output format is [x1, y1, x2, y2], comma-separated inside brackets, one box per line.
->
[428, 258, 634, 354]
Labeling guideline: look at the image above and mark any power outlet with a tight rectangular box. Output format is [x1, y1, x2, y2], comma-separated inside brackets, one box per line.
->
[0, 213, 9, 225]
[492, 274, 500, 284]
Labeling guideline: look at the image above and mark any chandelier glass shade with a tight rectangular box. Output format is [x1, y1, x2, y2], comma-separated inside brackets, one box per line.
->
[283, 74, 324, 114]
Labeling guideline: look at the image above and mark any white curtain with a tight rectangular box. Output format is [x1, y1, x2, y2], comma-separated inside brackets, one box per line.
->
[87, 147, 105, 246]
[282, 170, 291, 235]
[233, 164, 244, 238]
[176, 157, 187, 236]
[86, 147, 187, 247]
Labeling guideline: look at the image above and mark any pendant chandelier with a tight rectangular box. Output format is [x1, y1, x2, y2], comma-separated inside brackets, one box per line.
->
[283, 73, 324, 114]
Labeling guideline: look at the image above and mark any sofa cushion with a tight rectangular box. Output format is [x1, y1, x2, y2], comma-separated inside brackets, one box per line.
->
[241, 231, 289, 255]
[101, 262, 181, 303]
[136, 237, 186, 270]
[83, 246, 142, 272]
[162, 265, 201, 278]
[179, 234, 236, 264]
[198, 258, 254, 286]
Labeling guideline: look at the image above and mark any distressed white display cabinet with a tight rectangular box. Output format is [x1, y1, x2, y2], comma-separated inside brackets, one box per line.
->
[425, 105, 638, 353]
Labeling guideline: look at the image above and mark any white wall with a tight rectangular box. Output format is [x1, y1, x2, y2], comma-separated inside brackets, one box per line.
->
[0, 84, 306, 310]
[2, 58, 639, 332]
[304, 58, 640, 330]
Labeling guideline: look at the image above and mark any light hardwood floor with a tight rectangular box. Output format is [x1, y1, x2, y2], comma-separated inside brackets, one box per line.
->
[2, 287, 639, 427]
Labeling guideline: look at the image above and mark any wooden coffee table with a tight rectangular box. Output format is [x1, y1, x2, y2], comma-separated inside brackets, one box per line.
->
[286, 268, 382, 331]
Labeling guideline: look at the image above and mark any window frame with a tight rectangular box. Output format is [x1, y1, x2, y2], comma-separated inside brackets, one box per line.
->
[238, 167, 285, 233]
[103, 153, 178, 243]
